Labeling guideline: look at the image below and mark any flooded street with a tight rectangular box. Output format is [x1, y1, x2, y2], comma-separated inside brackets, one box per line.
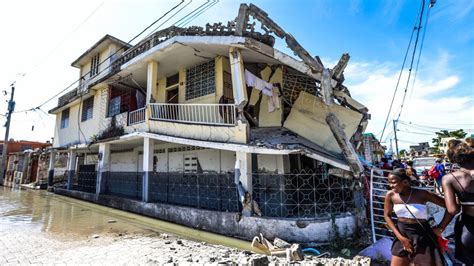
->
[0, 188, 369, 265]
[0, 187, 264, 264]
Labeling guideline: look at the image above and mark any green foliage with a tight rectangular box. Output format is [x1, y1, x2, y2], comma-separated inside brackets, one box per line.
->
[431, 129, 467, 153]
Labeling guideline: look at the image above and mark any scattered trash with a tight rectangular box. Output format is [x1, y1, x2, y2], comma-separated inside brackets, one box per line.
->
[107, 220, 116, 223]
[91, 234, 100, 239]
[302, 247, 321, 256]
[341, 248, 351, 257]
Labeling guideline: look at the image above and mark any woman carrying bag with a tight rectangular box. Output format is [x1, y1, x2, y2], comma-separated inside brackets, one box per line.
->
[384, 168, 452, 265]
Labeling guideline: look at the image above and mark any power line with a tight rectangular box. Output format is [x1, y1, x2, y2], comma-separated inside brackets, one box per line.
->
[12, 0, 186, 114]
[396, 128, 434, 135]
[379, 1, 424, 140]
[408, 4, 432, 102]
[179, 0, 219, 27]
[1, 1, 105, 93]
[395, 0, 429, 122]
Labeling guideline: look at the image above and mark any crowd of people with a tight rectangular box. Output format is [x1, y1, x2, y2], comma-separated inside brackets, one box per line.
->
[381, 138, 473, 266]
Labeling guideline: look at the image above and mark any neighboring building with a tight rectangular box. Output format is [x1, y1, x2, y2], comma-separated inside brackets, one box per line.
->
[47, 4, 370, 243]
[2, 145, 52, 187]
[409, 142, 430, 157]
[439, 137, 456, 155]
[358, 133, 385, 165]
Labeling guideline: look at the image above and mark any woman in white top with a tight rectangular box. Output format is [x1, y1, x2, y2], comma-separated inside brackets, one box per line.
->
[384, 168, 452, 266]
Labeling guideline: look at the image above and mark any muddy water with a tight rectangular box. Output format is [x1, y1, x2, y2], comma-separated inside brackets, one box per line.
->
[0, 187, 253, 251]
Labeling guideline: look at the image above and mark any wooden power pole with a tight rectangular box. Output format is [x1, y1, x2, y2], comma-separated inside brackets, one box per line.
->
[393, 119, 399, 159]
[0, 85, 15, 185]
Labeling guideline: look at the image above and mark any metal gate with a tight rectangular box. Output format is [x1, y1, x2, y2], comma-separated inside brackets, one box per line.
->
[369, 168, 392, 243]
[369, 168, 437, 243]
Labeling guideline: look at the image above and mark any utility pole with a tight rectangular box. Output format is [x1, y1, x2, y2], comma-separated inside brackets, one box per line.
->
[393, 119, 400, 159]
[0, 84, 15, 185]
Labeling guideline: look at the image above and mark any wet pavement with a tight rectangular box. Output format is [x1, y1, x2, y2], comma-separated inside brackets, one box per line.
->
[0, 187, 370, 265]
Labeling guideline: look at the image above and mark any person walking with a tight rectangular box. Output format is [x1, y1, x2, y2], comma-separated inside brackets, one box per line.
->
[438, 138, 474, 265]
[384, 168, 451, 265]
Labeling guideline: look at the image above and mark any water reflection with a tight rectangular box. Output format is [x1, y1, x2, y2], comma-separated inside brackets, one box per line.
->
[0, 187, 253, 252]
[0, 187, 160, 239]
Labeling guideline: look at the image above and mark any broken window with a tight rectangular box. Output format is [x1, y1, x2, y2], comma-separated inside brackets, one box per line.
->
[107, 86, 135, 117]
[90, 54, 100, 77]
[60, 108, 69, 129]
[81, 97, 94, 121]
[185, 60, 215, 100]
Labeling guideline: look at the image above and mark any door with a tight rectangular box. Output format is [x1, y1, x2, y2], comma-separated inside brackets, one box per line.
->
[166, 87, 179, 120]
[30, 159, 39, 183]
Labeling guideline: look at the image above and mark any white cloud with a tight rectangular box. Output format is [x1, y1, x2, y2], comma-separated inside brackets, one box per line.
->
[345, 52, 474, 150]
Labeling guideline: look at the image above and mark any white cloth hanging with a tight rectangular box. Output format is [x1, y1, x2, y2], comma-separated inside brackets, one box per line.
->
[267, 87, 281, 113]
[244, 69, 273, 96]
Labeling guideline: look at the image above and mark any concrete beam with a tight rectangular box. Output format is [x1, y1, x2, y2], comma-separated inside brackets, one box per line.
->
[146, 60, 158, 104]
[47, 150, 56, 187]
[67, 150, 77, 190]
[142, 137, 154, 202]
[236, 151, 252, 194]
[228, 47, 248, 110]
[96, 143, 110, 194]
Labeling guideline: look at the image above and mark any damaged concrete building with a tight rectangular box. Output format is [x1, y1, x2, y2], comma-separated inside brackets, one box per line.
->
[48, 4, 370, 243]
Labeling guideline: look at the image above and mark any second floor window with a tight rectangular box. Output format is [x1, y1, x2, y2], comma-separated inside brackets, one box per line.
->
[185, 60, 215, 100]
[108, 96, 121, 117]
[81, 97, 94, 121]
[60, 109, 69, 129]
[90, 54, 100, 77]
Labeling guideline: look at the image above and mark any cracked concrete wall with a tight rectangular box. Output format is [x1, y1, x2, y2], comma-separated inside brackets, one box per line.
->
[149, 120, 247, 144]
[56, 188, 358, 244]
[284, 91, 363, 154]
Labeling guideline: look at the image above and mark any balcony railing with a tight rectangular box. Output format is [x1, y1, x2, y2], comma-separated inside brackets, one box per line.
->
[128, 107, 146, 125]
[57, 88, 78, 106]
[149, 103, 236, 126]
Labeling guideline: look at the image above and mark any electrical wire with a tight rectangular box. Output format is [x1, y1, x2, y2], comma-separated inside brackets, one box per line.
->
[379, 0, 424, 140]
[179, 0, 219, 27]
[142, 0, 194, 40]
[173, 1, 211, 27]
[12, 0, 186, 114]
[408, 5, 431, 102]
[1, 2, 105, 89]
[395, 0, 427, 122]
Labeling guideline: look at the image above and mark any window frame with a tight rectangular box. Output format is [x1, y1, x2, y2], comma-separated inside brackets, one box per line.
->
[90, 53, 100, 77]
[81, 97, 94, 122]
[60, 108, 70, 129]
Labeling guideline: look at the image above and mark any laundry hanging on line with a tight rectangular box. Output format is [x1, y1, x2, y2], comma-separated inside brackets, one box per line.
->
[244, 69, 273, 96]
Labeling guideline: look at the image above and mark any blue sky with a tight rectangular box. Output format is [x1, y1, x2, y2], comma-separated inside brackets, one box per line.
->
[0, 0, 472, 150]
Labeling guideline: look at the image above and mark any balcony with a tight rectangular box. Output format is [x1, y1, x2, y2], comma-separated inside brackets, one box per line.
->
[57, 87, 79, 106]
[128, 107, 146, 125]
[149, 103, 236, 126]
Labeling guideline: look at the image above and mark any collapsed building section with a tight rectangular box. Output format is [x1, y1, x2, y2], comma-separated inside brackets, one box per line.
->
[47, 3, 370, 243]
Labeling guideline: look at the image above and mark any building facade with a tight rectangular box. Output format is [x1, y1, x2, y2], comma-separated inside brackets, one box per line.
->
[48, 4, 370, 243]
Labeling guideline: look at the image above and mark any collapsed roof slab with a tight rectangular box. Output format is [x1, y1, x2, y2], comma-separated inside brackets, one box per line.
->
[283, 91, 363, 155]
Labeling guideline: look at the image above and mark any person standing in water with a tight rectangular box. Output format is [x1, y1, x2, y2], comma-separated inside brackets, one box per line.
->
[384, 168, 452, 265]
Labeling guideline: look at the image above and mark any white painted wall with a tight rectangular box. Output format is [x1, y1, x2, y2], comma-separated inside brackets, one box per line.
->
[257, 154, 286, 173]
[110, 151, 138, 172]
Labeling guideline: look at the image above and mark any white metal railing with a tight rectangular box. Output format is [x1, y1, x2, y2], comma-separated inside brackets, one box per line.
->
[128, 107, 146, 125]
[149, 103, 236, 126]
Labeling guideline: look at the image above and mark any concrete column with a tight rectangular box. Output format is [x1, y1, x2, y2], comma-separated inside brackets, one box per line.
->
[66, 150, 77, 190]
[96, 143, 110, 194]
[235, 151, 252, 194]
[228, 47, 248, 110]
[146, 60, 158, 104]
[142, 137, 154, 202]
[47, 150, 57, 187]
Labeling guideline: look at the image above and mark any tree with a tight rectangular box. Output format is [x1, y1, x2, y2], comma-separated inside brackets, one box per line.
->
[432, 129, 467, 153]
[399, 149, 406, 157]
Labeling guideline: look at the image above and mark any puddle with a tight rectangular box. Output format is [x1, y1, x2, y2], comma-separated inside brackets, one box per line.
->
[0, 187, 253, 251]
